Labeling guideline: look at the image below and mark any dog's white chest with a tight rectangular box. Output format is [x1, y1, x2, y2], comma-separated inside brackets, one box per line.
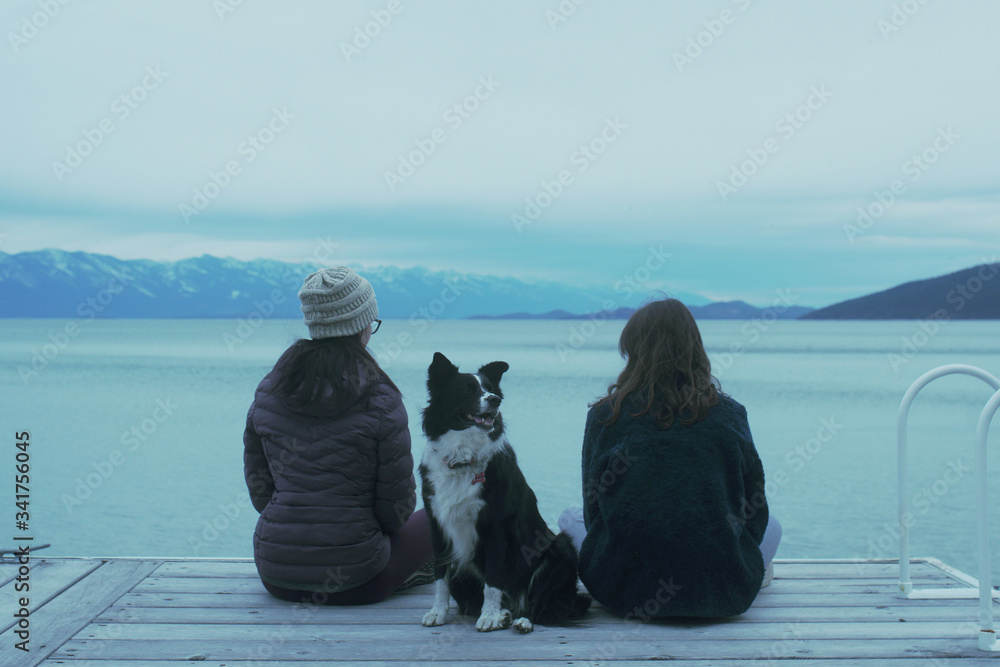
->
[426, 466, 485, 569]
[423, 430, 505, 570]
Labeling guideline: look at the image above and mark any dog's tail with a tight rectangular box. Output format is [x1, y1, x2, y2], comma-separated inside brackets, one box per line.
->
[528, 532, 593, 625]
[567, 590, 593, 621]
[532, 581, 592, 625]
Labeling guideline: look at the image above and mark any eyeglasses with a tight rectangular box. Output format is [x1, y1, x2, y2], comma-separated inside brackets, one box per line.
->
[371, 319, 382, 335]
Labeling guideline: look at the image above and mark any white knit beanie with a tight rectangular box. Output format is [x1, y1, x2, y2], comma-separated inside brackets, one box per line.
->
[298, 266, 379, 339]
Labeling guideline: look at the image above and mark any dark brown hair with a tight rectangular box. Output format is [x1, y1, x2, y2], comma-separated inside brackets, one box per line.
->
[591, 298, 721, 429]
[273, 334, 397, 411]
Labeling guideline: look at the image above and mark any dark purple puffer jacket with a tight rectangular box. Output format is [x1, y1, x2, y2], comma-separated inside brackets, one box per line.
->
[243, 354, 415, 592]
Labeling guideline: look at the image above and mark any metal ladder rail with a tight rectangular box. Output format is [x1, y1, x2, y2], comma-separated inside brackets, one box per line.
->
[897, 364, 1000, 598]
[975, 387, 1000, 652]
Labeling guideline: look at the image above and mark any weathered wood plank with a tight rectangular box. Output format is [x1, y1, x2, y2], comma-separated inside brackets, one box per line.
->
[30, 558, 994, 666]
[146, 559, 953, 580]
[770, 562, 949, 579]
[48, 637, 983, 661]
[150, 560, 258, 578]
[106, 589, 989, 611]
[37, 661, 1000, 667]
[0, 559, 160, 667]
[142, 560, 951, 578]
[96, 603, 986, 625]
[0, 559, 102, 634]
[127, 575, 971, 597]
[73, 619, 981, 641]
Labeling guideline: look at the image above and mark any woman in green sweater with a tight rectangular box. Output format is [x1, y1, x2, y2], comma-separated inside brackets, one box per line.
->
[561, 298, 781, 618]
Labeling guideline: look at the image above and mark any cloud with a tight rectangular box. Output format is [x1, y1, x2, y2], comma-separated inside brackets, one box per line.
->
[2, 1, 998, 213]
[2, 1, 999, 309]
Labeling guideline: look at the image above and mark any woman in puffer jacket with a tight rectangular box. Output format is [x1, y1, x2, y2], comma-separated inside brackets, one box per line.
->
[244, 266, 432, 604]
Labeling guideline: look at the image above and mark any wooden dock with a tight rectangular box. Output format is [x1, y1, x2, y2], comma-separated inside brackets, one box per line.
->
[1, 557, 997, 665]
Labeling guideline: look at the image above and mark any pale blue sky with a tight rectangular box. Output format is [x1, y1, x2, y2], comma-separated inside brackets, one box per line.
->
[1, 0, 998, 307]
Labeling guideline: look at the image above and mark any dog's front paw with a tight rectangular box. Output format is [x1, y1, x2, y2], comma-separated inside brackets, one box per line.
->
[422, 606, 449, 627]
[512, 617, 533, 633]
[475, 608, 512, 632]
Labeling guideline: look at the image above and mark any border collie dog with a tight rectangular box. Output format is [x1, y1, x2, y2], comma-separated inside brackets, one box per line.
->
[419, 352, 590, 633]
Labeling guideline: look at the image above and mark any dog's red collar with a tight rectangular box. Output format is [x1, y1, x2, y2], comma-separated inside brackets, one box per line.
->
[445, 459, 486, 485]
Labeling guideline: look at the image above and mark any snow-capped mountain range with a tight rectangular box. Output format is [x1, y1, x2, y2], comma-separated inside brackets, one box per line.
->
[0, 249, 806, 320]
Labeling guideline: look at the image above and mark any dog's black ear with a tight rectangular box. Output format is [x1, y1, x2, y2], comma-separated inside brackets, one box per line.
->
[478, 361, 509, 388]
[428, 352, 459, 389]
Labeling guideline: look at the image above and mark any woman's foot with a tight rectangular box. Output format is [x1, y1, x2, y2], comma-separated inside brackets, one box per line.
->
[761, 562, 774, 588]
[396, 559, 435, 592]
[557, 506, 586, 553]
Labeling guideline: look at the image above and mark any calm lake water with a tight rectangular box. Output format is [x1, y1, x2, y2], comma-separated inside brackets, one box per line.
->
[2, 318, 999, 578]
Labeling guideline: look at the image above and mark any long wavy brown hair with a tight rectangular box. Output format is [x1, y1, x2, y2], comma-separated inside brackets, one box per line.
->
[592, 298, 721, 429]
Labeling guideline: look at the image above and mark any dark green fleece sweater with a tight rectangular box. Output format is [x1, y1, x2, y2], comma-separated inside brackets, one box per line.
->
[579, 394, 768, 618]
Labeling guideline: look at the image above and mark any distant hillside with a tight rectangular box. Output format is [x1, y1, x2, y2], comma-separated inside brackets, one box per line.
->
[0, 249, 708, 319]
[470, 301, 813, 321]
[802, 263, 1000, 320]
[692, 301, 813, 320]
